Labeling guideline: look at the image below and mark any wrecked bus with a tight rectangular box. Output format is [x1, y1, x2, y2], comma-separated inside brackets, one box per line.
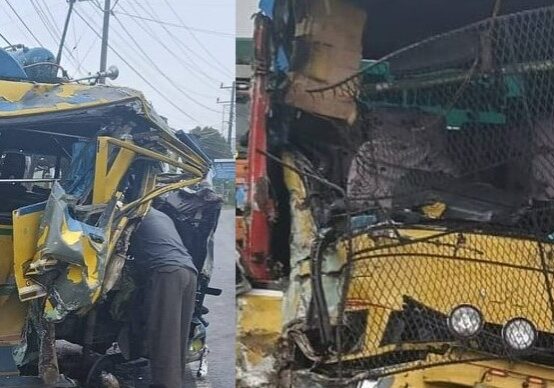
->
[237, 1, 554, 387]
[0, 47, 220, 386]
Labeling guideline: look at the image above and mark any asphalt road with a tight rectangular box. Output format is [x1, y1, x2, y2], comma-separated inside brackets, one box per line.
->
[202, 208, 235, 388]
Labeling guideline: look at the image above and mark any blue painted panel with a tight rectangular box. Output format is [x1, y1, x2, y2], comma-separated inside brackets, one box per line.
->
[0, 346, 16, 374]
[15, 201, 46, 216]
[0, 49, 27, 80]
[259, 0, 274, 17]
[212, 161, 235, 180]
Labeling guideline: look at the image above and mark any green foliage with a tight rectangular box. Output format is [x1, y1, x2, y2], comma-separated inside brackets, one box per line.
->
[189, 126, 233, 160]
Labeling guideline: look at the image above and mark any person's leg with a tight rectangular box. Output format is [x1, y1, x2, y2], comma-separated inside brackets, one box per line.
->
[147, 266, 184, 388]
[180, 268, 197, 381]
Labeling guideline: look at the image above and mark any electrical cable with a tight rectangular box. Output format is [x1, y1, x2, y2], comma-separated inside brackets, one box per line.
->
[136, 0, 232, 78]
[111, 12, 220, 113]
[70, 14, 80, 64]
[30, 0, 60, 44]
[33, 0, 90, 76]
[0, 30, 12, 46]
[74, 7, 200, 124]
[112, 9, 234, 37]
[124, 1, 224, 84]
[108, 2, 223, 85]
[160, 0, 233, 77]
[84, 1, 221, 98]
[3, 0, 43, 46]
[73, 34, 97, 75]
[38, 0, 61, 35]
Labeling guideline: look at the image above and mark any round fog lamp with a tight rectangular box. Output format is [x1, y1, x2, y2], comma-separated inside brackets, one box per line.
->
[447, 304, 483, 338]
[503, 318, 536, 351]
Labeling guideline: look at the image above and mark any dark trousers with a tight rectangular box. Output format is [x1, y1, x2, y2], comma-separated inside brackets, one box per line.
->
[146, 266, 197, 388]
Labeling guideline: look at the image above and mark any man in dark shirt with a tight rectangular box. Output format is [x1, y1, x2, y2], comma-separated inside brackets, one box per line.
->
[131, 207, 198, 388]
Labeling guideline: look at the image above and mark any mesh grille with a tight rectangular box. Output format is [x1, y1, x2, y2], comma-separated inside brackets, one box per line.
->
[304, 5, 554, 379]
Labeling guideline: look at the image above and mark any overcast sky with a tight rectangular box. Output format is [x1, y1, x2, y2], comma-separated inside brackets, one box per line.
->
[0, 0, 235, 132]
[237, 0, 257, 38]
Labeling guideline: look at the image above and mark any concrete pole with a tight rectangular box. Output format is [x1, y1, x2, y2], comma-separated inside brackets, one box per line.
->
[99, 0, 111, 83]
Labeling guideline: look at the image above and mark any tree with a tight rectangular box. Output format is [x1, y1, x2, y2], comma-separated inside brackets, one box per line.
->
[189, 126, 233, 160]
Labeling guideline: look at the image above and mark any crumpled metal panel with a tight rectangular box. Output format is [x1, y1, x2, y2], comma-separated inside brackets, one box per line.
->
[0, 81, 136, 114]
[0, 80, 186, 152]
[31, 183, 115, 321]
[282, 152, 346, 327]
[282, 153, 316, 327]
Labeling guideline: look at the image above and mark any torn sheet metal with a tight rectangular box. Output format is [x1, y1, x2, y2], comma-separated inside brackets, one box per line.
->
[282, 152, 346, 327]
[29, 183, 115, 321]
[281, 152, 315, 328]
[0, 80, 202, 165]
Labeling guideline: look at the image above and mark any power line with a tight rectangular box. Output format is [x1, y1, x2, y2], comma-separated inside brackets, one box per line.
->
[81, 3, 219, 102]
[135, 0, 232, 78]
[70, 13, 80, 65]
[0, 31, 11, 46]
[160, 0, 232, 77]
[29, 0, 59, 46]
[111, 12, 220, 113]
[112, 9, 233, 37]
[74, 38, 96, 75]
[3, 0, 43, 46]
[29, 0, 89, 76]
[90, 0, 103, 11]
[39, 0, 61, 35]
[55, 0, 76, 66]
[111, 2, 223, 85]
[89, 1, 222, 90]
[74, 7, 200, 124]
[33, 0, 59, 37]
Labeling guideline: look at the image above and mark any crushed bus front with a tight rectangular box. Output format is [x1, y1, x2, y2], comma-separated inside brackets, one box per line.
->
[0, 65, 218, 385]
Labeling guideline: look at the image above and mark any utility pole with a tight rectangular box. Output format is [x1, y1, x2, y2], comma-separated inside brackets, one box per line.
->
[228, 81, 235, 147]
[99, 0, 111, 84]
[218, 82, 236, 146]
[220, 104, 227, 134]
[56, 0, 76, 65]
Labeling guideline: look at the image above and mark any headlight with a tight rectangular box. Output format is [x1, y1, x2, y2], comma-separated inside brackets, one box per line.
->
[447, 304, 483, 338]
[503, 318, 536, 351]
